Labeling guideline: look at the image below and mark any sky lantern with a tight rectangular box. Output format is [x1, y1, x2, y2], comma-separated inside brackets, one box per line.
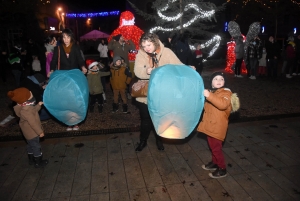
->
[44, 69, 89, 126]
[108, 11, 144, 61]
[147, 65, 204, 139]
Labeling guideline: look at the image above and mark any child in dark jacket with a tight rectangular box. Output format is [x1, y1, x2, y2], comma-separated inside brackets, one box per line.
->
[86, 59, 110, 113]
[197, 72, 240, 179]
[7, 87, 48, 168]
[110, 55, 132, 113]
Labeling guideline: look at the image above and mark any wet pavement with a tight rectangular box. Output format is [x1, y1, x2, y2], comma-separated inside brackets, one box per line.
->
[0, 117, 299, 201]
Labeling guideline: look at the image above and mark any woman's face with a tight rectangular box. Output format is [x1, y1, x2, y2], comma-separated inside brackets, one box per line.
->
[62, 34, 71, 46]
[50, 37, 57, 46]
[141, 40, 155, 53]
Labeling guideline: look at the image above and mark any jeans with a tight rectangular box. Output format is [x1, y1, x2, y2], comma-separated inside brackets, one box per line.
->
[27, 136, 42, 157]
[249, 58, 258, 76]
[39, 107, 51, 121]
[267, 58, 278, 77]
[235, 59, 243, 75]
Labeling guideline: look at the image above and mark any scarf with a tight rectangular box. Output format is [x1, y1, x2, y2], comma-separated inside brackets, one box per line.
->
[62, 43, 73, 58]
[147, 47, 162, 68]
[18, 98, 36, 106]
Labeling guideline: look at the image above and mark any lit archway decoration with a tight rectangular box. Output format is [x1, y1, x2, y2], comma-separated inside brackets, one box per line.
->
[108, 11, 144, 61]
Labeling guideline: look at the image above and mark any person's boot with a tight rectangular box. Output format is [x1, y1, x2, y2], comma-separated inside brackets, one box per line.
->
[89, 104, 94, 113]
[135, 140, 147, 152]
[34, 155, 48, 168]
[102, 93, 107, 104]
[28, 154, 34, 165]
[156, 137, 165, 151]
[122, 104, 128, 113]
[98, 104, 103, 113]
[112, 103, 119, 113]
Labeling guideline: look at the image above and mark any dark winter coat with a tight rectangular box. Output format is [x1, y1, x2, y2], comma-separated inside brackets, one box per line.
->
[50, 44, 85, 71]
[87, 71, 110, 95]
[265, 41, 280, 60]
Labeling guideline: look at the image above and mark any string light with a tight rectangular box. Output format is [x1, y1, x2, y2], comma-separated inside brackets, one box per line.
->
[150, 0, 219, 59]
[66, 11, 120, 18]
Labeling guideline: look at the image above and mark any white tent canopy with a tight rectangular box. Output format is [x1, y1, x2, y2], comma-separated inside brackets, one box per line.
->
[80, 30, 110, 41]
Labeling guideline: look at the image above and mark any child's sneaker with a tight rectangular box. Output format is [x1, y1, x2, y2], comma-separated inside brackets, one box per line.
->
[66, 126, 73, 131]
[209, 167, 227, 179]
[201, 161, 218, 171]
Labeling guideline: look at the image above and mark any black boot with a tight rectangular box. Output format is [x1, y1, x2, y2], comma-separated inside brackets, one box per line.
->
[156, 137, 165, 151]
[28, 154, 34, 165]
[135, 140, 147, 152]
[112, 103, 118, 113]
[122, 104, 128, 113]
[34, 155, 48, 168]
[89, 104, 94, 113]
[98, 104, 103, 113]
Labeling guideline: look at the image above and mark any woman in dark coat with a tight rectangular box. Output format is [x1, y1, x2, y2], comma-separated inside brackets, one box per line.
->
[48, 28, 87, 131]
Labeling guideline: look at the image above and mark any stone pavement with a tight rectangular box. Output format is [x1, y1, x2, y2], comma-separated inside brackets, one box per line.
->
[0, 117, 300, 201]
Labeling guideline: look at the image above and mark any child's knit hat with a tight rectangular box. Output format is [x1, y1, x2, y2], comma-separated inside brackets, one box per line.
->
[7, 87, 31, 104]
[113, 56, 122, 64]
[210, 71, 226, 89]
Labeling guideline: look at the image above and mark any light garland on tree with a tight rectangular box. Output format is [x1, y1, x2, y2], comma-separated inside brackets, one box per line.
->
[150, 0, 219, 59]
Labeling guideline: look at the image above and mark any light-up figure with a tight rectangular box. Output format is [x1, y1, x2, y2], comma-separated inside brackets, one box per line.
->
[108, 11, 144, 61]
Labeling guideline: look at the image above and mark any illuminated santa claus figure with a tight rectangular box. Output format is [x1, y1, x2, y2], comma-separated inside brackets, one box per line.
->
[108, 11, 144, 61]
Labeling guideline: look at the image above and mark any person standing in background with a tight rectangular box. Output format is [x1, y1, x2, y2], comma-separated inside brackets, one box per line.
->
[265, 35, 280, 78]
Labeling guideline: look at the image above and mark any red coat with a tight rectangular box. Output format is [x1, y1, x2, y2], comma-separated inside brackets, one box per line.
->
[197, 88, 232, 141]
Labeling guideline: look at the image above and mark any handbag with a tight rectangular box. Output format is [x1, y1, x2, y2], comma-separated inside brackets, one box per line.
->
[130, 76, 149, 97]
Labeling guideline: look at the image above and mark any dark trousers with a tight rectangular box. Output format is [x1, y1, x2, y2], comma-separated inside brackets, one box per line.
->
[286, 58, 296, 75]
[90, 93, 103, 106]
[27, 136, 42, 157]
[235, 59, 243, 75]
[267, 58, 278, 77]
[136, 101, 161, 142]
[207, 136, 226, 169]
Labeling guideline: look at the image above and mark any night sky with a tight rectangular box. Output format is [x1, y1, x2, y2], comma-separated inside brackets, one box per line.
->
[59, 0, 127, 12]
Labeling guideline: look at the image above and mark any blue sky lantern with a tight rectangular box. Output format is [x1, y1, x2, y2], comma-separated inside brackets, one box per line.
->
[44, 69, 89, 126]
[294, 28, 297, 34]
[148, 64, 205, 139]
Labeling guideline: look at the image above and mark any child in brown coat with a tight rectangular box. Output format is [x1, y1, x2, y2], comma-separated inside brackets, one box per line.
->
[197, 72, 239, 178]
[7, 87, 48, 168]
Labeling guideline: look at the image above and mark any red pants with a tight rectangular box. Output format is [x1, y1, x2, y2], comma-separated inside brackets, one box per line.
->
[207, 136, 226, 169]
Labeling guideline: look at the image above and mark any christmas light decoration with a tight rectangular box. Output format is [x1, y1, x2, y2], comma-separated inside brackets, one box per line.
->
[108, 11, 144, 61]
[149, 0, 220, 59]
[65, 11, 120, 18]
[225, 36, 247, 74]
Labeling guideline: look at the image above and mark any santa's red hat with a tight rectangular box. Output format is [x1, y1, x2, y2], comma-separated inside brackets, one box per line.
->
[86, 59, 98, 70]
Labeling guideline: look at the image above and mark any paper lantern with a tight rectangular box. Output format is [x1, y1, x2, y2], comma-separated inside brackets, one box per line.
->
[44, 69, 89, 126]
[148, 64, 204, 139]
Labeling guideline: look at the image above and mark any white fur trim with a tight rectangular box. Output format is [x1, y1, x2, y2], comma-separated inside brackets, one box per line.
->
[88, 61, 99, 70]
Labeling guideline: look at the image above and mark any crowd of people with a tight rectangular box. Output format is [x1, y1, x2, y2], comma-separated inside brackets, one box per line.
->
[1, 27, 299, 179]
[233, 34, 300, 80]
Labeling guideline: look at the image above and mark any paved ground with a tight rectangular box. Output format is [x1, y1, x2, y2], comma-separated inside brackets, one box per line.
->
[0, 116, 300, 201]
